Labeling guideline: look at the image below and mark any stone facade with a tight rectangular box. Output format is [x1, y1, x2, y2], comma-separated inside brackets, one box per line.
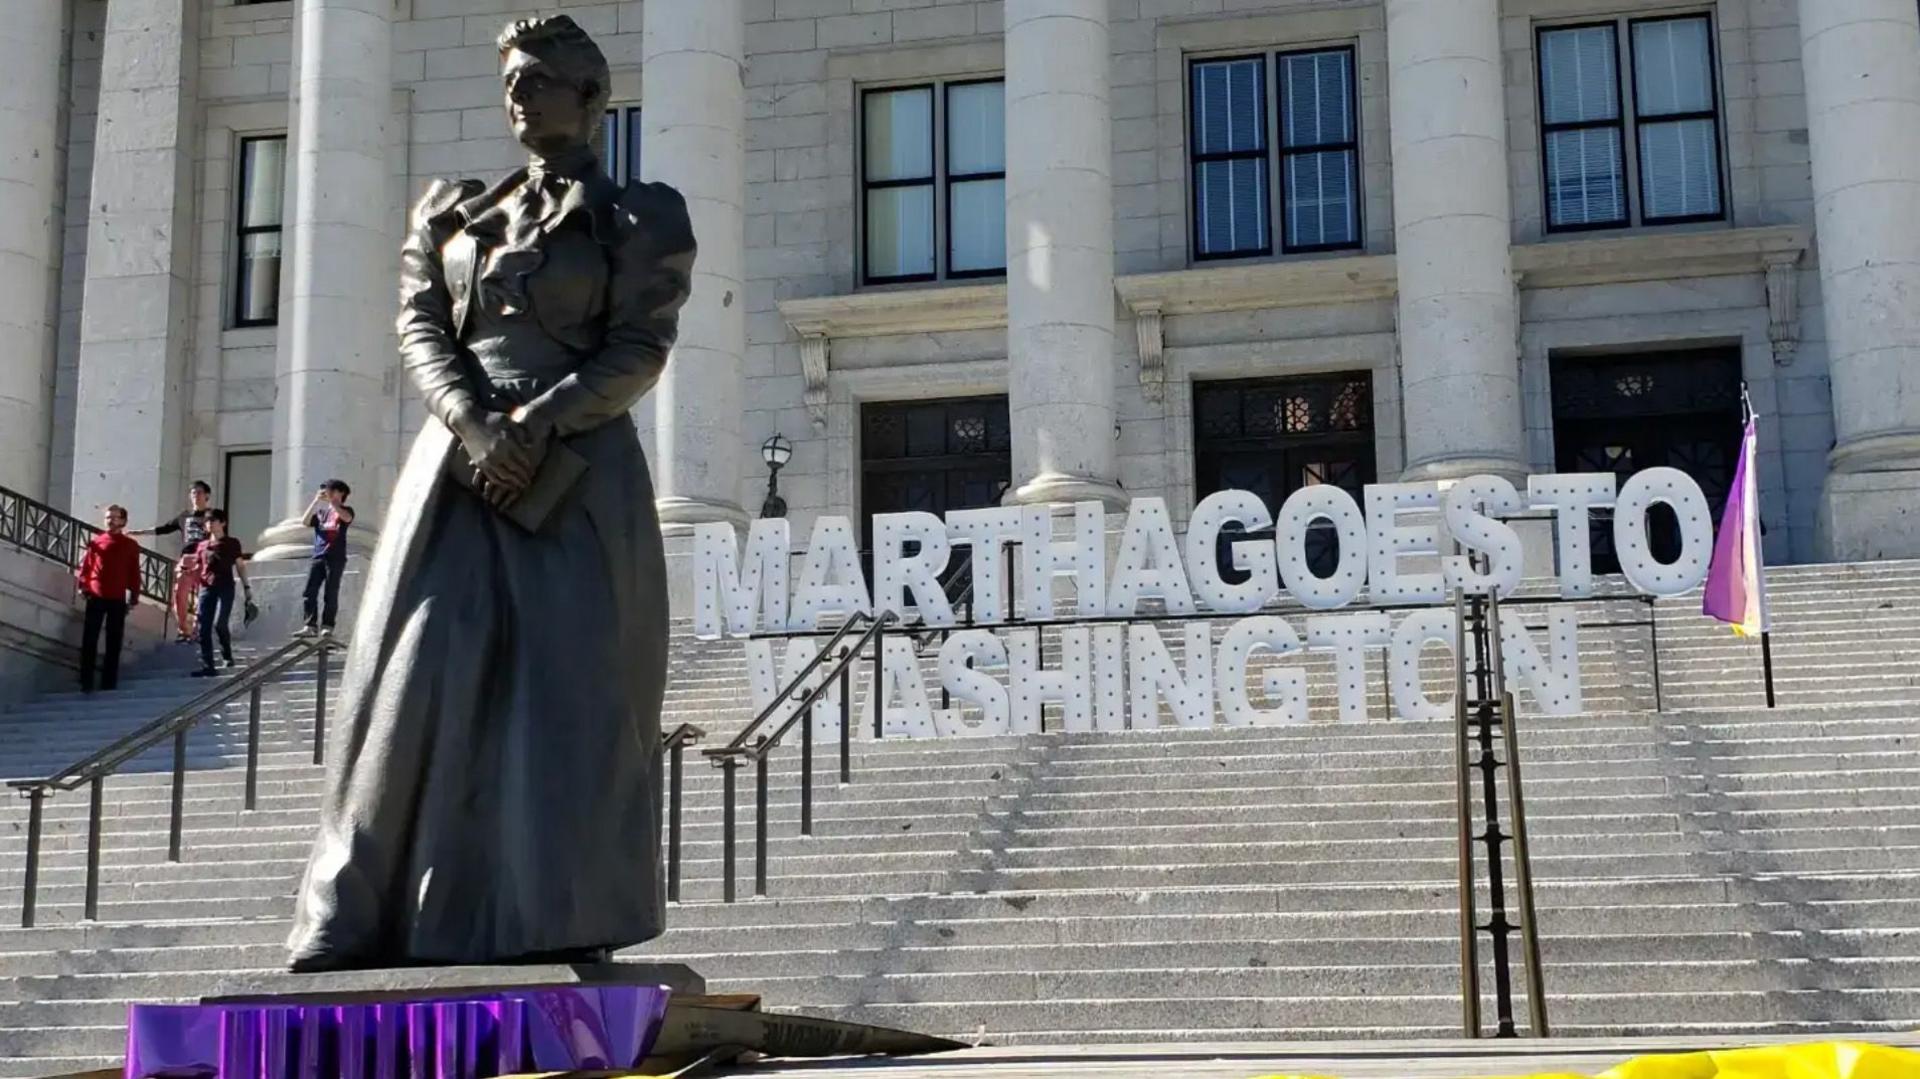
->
[16, 0, 1920, 569]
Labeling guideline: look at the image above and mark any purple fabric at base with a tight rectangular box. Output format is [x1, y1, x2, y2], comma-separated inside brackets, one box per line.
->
[125, 985, 671, 1079]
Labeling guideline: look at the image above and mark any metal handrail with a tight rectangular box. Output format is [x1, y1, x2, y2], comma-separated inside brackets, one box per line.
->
[0, 483, 175, 604]
[9, 634, 343, 927]
[704, 609, 898, 902]
[1488, 588, 1549, 1037]
[724, 612, 877, 753]
[1449, 574, 1550, 1038]
[661, 722, 705, 904]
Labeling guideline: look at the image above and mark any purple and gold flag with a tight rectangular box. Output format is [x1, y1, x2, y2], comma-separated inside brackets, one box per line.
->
[1702, 417, 1770, 636]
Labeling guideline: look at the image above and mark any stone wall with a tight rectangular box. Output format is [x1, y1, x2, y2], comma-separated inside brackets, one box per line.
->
[43, 0, 1850, 568]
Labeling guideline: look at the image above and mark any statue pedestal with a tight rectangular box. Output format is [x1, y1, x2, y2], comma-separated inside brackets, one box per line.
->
[128, 963, 701, 1079]
[202, 960, 705, 1004]
[120, 962, 964, 1077]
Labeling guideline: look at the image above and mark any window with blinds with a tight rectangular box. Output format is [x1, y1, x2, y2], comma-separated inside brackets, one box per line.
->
[1189, 46, 1360, 260]
[860, 78, 1006, 285]
[1536, 14, 1724, 232]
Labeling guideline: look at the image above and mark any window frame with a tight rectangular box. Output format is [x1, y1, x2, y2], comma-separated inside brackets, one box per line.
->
[941, 77, 1009, 281]
[1627, 12, 1728, 226]
[602, 105, 642, 185]
[1535, 11, 1727, 234]
[221, 448, 273, 549]
[1186, 45, 1365, 264]
[1534, 21, 1631, 233]
[231, 133, 287, 329]
[1274, 44, 1363, 255]
[1188, 53, 1273, 262]
[860, 82, 940, 287]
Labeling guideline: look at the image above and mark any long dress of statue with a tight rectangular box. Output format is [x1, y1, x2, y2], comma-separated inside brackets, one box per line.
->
[286, 16, 696, 969]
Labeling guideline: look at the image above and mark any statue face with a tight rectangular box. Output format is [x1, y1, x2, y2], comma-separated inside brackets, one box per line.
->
[502, 48, 595, 156]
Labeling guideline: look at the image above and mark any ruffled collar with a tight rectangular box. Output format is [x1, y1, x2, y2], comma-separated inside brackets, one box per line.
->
[459, 148, 618, 316]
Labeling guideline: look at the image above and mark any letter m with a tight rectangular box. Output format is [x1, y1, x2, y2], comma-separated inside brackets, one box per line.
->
[693, 520, 791, 639]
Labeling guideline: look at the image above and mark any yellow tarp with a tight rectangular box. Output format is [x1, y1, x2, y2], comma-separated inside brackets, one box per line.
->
[495, 1043, 1920, 1079]
[1257, 1041, 1920, 1079]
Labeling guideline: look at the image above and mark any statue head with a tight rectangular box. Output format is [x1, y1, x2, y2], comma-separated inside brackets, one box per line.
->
[496, 16, 612, 159]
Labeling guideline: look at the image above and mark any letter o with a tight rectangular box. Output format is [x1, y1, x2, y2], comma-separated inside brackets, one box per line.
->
[1613, 467, 1713, 596]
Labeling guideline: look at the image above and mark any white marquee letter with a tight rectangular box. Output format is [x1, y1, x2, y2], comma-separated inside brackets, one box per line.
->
[1276, 485, 1369, 609]
[1499, 607, 1583, 715]
[1307, 612, 1392, 723]
[1186, 490, 1280, 614]
[947, 507, 1023, 626]
[1127, 623, 1214, 729]
[693, 520, 790, 639]
[1614, 468, 1713, 596]
[935, 630, 1010, 737]
[1366, 483, 1446, 604]
[878, 636, 937, 738]
[745, 637, 842, 741]
[1216, 616, 1307, 726]
[790, 516, 871, 628]
[1091, 625, 1127, 732]
[1022, 502, 1108, 620]
[1107, 498, 1196, 617]
[1007, 627, 1093, 734]
[874, 511, 955, 627]
[1527, 473, 1616, 598]
[1388, 608, 1456, 721]
[1442, 476, 1525, 597]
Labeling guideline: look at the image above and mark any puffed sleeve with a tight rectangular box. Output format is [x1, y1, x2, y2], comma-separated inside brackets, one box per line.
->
[521, 181, 697, 436]
[397, 178, 484, 428]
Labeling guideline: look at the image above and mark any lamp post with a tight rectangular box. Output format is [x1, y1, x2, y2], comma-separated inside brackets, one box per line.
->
[760, 433, 793, 519]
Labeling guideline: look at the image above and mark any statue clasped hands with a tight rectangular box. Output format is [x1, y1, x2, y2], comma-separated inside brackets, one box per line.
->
[450, 403, 555, 510]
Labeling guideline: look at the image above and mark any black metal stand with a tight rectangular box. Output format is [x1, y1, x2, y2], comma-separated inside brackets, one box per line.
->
[1453, 589, 1549, 1038]
[1761, 630, 1777, 708]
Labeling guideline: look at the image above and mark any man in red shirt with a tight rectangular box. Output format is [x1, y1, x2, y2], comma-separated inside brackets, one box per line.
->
[75, 505, 142, 692]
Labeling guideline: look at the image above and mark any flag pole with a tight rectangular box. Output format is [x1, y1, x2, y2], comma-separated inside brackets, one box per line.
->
[1707, 383, 1777, 706]
[1741, 385, 1777, 709]
[1760, 630, 1776, 708]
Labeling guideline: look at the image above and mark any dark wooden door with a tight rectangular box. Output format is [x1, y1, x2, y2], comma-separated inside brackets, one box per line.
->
[1551, 349, 1742, 574]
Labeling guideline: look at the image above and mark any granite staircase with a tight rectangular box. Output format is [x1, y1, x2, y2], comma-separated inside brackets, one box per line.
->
[0, 562, 1915, 1075]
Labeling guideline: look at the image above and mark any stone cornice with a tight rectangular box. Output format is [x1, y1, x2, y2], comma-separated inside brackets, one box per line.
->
[1509, 224, 1811, 290]
[778, 283, 1009, 341]
[775, 225, 1815, 405]
[1114, 254, 1400, 316]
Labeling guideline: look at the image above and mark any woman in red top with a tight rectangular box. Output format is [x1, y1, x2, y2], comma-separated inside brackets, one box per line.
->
[75, 505, 142, 692]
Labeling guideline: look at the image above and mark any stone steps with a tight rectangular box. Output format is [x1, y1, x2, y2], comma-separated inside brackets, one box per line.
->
[0, 561, 1916, 1071]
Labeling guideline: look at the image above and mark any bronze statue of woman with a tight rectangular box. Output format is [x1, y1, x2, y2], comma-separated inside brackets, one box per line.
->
[286, 16, 695, 970]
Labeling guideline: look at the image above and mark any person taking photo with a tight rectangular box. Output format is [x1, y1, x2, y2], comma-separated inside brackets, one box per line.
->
[299, 480, 354, 637]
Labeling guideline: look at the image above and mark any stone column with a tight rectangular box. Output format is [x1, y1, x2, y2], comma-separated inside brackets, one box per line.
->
[256, 0, 393, 558]
[1004, 0, 1125, 507]
[1803, 0, 1920, 559]
[70, 0, 199, 526]
[1385, 0, 1526, 483]
[643, 0, 749, 534]
[0, 1, 66, 500]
